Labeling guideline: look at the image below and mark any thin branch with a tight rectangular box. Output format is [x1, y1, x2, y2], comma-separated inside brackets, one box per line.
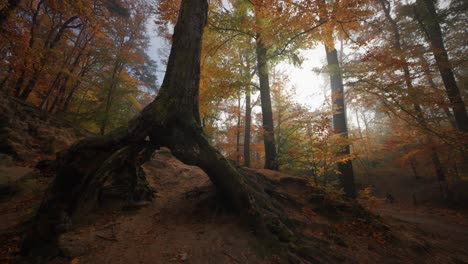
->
[268, 21, 327, 60]
[207, 21, 255, 38]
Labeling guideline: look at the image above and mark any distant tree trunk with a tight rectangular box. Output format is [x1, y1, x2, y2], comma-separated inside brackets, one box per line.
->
[41, 74, 63, 110]
[61, 68, 86, 113]
[13, 72, 25, 97]
[100, 61, 123, 135]
[409, 157, 419, 179]
[19, 74, 39, 100]
[0, 65, 12, 91]
[14, 0, 43, 97]
[236, 93, 241, 165]
[62, 54, 95, 113]
[380, 0, 449, 199]
[255, 38, 277, 170]
[414, 0, 468, 132]
[41, 28, 86, 110]
[324, 45, 356, 198]
[418, 53, 457, 128]
[244, 84, 251, 167]
[20, 15, 81, 101]
[21, 1, 303, 258]
[354, 109, 371, 183]
[49, 82, 66, 112]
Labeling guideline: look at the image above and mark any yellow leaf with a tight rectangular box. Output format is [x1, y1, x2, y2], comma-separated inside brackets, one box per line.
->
[70, 258, 80, 264]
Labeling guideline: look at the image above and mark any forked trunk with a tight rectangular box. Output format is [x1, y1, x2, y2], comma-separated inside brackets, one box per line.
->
[21, 1, 353, 262]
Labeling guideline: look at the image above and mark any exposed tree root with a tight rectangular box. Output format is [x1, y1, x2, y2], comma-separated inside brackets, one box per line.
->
[19, 0, 392, 262]
[21, 123, 391, 263]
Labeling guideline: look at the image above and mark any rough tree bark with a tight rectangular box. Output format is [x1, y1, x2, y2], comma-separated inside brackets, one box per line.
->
[255, 38, 278, 170]
[21, 0, 300, 258]
[324, 45, 356, 199]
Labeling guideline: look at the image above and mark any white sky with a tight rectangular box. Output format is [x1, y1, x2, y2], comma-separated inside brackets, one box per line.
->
[277, 48, 329, 110]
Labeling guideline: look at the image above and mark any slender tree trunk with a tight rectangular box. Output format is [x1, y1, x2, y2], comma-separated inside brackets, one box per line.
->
[324, 45, 356, 198]
[418, 53, 457, 128]
[62, 54, 95, 113]
[242, 52, 252, 168]
[49, 82, 66, 113]
[354, 109, 371, 183]
[414, 0, 468, 132]
[236, 94, 241, 165]
[380, 0, 448, 199]
[409, 156, 420, 179]
[244, 84, 251, 167]
[62, 70, 85, 113]
[41, 28, 86, 109]
[19, 74, 38, 100]
[100, 61, 123, 135]
[13, 0, 43, 98]
[40, 74, 63, 109]
[0, 65, 12, 91]
[255, 38, 277, 170]
[20, 15, 81, 101]
[14, 71, 25, 97]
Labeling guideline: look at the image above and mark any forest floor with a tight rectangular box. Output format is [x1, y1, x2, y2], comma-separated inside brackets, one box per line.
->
[1, 95, 468, 263]
[1, 150, 468, 263]
[374, 203, 468, 259]
[0, 151, 269, 264]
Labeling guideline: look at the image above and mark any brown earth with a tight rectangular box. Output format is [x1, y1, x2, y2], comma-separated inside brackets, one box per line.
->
[1, 150, 467, 263]
[1, 95, 468, 263]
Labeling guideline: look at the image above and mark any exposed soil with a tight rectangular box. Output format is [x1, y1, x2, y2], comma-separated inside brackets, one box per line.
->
[52, 150, 268, 264]
[1, 95, 468, 263]
[0, 93, 92, 163]
[1, 152, 468, 263]
[373, 203, 468, 263]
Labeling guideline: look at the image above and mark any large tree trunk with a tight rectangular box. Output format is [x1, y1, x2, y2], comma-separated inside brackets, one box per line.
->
[21, 0, 302, 258]
[255, 38, 278, 170]
[324, 45, 356, 199]
[21, 1, 380, 262]
[414, 0, 468, 132]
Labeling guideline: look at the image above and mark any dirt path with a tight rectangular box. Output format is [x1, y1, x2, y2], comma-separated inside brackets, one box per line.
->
[2, 153, 468, 263]
[56, 151, 267, 264]
[373, 204, 468, 263]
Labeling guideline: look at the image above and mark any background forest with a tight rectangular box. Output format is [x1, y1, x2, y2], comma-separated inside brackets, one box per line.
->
[1, 0, 467, 204]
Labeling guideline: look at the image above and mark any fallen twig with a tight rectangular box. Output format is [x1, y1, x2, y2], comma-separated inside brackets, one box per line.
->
[96, 234, 118, 242]
[96, 222, 120, 231]
[223, 252, 240, 263]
